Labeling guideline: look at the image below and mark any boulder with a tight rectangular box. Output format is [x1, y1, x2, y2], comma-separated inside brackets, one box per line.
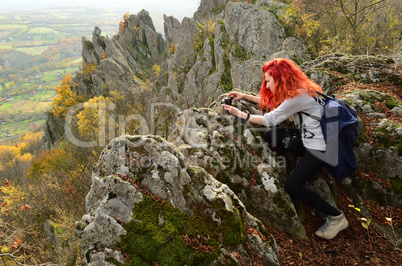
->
[77, 135, 280, 265]
[168, 106, 308, 240]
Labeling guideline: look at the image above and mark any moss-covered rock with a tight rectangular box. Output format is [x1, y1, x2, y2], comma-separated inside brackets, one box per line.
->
[168, 105, 311, 240]
[77, 135, 279, 265]
[302, 54, 402, 91]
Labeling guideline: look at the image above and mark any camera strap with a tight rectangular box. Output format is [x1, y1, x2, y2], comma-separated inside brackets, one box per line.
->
[298, 112, 316, 139]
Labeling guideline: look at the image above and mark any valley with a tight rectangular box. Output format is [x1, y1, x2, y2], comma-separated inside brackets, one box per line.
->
[0, 7, 126, 143]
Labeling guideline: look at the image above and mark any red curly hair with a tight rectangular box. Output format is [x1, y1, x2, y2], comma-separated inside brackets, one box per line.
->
[259, 58, 322, 111]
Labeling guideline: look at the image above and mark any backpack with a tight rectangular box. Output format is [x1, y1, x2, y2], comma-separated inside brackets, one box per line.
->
[301, 91, 360, 180]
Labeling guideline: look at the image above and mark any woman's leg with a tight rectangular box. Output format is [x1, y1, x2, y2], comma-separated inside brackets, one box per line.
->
[284, 149, 341, 216]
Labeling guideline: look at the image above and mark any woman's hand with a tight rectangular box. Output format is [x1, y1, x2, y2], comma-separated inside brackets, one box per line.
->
[227, 91, 244, 101]
[222, 104, 264, 125]
[222, 104, 242, 118]
[227, 91, 261, 104]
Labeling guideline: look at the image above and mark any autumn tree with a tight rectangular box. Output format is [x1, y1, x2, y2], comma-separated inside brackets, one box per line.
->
[52, 74, 81, 117]
[279, 0, 401, 55]
[76, 90, 148, 145]
[194, 19, 216, 52]
[118, 13, 130, 34]
[1, 179, 32, 264]
[0, 145, 33, 186]
[0, 133, 48, 263]
[25, 140, 94, 263]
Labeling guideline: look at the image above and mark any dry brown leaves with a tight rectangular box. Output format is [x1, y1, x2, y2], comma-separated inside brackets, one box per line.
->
[180, 235, 216, 254]
[375, 101, 402, 123]
[359, 113, 379, 148]
[266, 186, 402, 265]
[363, 200, 402, 227]
[354, 170, 392, 190]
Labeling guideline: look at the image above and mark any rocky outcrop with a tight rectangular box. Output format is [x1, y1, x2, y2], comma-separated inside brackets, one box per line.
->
[167, 106, 309, 240]
[42, 111, 66, 148]
[224, 2, 285, 92]
[301, 54, 401, 94]
[116, 10, 165, 64]
[163, 14, 182, 54]
[166, 17, 200, 106]
[164, 1, 307, 108]
[76, 135, 280, 265]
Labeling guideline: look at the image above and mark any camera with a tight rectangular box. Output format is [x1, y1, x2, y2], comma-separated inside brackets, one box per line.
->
[281, 135, 302, 150]
[221, 97, 233, 106]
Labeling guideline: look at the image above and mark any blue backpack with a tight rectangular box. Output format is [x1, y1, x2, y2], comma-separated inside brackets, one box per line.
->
[301, 91, 360, 180]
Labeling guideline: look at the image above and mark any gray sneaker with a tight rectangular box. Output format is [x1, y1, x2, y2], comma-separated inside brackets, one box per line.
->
[315, 212, 349, 239]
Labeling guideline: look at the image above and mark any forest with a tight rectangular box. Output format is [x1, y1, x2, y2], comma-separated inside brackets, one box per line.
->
[0, 0, 401, 265]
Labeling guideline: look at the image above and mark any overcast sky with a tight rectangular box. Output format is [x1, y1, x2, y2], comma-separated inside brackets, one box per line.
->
[0, 0, 201, 21]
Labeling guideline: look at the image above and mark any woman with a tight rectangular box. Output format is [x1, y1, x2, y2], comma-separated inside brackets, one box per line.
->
[222, 58, 348, 240]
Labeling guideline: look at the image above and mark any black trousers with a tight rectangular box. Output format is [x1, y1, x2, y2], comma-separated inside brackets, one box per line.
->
[263, 128, 341, 216]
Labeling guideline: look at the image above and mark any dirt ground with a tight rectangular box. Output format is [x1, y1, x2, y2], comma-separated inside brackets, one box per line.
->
[266, 183, 402, 265]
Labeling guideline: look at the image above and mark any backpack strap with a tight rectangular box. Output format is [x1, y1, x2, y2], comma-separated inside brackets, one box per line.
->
[315, 90, 333, 98]
[297, 112, 316, 139]
[300, 111, 321, 122]
[299, 90, 328, 121]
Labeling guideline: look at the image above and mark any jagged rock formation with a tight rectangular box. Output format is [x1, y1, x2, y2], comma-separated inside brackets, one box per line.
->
[167, 106, 309, 240]
[76, 135, 280, 265]
[43, 1, 313, 147]
[40, 0, 402, 264]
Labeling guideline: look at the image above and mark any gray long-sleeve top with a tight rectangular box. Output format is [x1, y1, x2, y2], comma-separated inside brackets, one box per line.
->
[262, 90, 326, 151]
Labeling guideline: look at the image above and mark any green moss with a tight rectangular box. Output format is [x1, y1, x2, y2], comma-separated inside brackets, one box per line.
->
[186, 166, 207, 183]
[344, 72, 358, 81]
[341, 98, 354, 107]
[258, 4, 283, 18]
[232, 44, 249, 60]
[115, 195, 248, 265]
[208, 36, 216, 69]
[272, 192, 294, 217]
[182, 184, 192, 200]
[220, 53, 233, 92]
[292, 56, 302, 66]
[373, 121, 402, 155]
[354, 90, 376, 105]
[384, 99, 401, 110]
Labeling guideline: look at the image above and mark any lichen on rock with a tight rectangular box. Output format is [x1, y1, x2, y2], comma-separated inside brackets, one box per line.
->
[77, 135, 280, 265]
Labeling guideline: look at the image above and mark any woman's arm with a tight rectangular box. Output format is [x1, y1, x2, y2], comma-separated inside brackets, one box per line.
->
[227, 91, 261, 104]
[243, 94, 261, 104]
[222, 104, 264, 125]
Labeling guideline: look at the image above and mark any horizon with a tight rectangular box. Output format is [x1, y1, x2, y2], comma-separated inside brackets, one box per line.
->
[0, 0, 202, 36]
[0, 0, 200, 23]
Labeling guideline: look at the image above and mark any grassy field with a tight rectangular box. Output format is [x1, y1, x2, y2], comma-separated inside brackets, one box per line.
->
[0, 89, 54, 143]
[0, 119, 46, 144]
[28, 27, 59, 34]
[0, 89, 55, 113]
[0, 43, 12, 49]
[0, 24, 28, 29]
[16, 45, 50, 55]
